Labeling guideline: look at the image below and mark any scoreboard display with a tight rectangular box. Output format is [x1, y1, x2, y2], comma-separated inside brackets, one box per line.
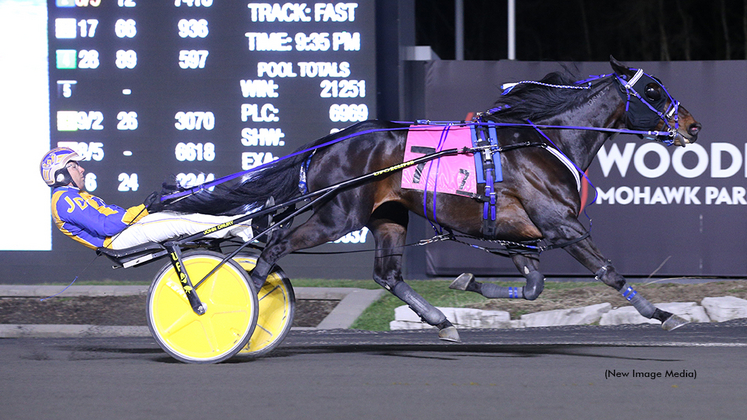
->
[48, 0, 375, 235]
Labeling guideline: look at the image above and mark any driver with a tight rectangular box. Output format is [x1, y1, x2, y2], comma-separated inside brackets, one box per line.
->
[41, 147, 254, 250]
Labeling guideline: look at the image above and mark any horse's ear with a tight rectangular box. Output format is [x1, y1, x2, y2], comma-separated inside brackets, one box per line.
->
[609, 55, 634, 78]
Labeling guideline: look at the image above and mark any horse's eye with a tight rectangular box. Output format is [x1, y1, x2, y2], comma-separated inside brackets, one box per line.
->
[644, 83, 661, 101]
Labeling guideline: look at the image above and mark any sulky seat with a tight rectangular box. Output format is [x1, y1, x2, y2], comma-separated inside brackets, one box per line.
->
[96, 242, 168, 269]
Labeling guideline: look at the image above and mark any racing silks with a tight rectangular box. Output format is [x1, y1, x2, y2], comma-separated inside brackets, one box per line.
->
[51, 186, 148, 249]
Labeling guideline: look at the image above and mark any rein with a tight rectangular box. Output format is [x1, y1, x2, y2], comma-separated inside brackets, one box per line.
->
[162, 66, 677, 203]
[161, 119, 674, 204]
[431, 120, 675, 141]
[161, 125, 416, 202]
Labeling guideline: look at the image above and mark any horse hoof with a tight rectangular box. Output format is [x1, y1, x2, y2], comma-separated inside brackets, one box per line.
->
[662, 314, 689, 331]
[449, 273, 474, 291]
[438, 326, 461, 343]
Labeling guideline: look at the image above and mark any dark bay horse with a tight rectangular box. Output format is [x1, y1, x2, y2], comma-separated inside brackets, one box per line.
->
[165, 58, 701, 342]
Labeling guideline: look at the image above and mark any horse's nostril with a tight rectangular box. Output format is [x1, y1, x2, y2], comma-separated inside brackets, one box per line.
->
[689, 122, 702, 136]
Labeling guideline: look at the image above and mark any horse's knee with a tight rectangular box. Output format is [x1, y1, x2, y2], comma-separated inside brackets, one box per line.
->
[522, 270, 544, 300]
[594, 262, 625, 290]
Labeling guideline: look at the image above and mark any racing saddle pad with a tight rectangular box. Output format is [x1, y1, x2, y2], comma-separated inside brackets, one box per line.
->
[400, 125, 479, 197]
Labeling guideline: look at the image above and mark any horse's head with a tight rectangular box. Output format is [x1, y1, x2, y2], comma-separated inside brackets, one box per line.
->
[610, 56, 701, 147]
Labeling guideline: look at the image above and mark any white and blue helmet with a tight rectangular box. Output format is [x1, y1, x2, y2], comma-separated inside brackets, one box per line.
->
[40, 147, 82, 187]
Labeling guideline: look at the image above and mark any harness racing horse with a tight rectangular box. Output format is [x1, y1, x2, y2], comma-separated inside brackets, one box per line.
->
[165, 57, 701, 342]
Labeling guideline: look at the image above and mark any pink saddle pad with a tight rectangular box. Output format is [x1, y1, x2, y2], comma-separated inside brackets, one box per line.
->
[401, 125, 476, 196]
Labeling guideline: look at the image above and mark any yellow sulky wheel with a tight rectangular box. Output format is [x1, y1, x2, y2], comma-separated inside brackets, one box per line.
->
[233, 251, 295, 358]
[147, 250, 258, 364]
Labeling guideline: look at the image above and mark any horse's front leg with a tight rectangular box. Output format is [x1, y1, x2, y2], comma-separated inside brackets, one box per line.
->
[560, 227, 689, 331]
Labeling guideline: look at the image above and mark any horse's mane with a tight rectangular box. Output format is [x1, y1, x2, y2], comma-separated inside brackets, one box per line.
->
[487, 70, 613, 123]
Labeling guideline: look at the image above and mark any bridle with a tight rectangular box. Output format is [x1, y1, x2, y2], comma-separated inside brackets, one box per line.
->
[612, 68, 681, 146]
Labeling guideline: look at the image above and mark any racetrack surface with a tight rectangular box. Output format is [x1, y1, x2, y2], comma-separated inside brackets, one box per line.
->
[280, 319, 747, 348]
[2, 320, 746, 420]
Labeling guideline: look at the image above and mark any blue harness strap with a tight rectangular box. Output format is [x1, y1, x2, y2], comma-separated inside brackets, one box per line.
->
[471, 125, 502, 184]
[471, 123, 502, 238]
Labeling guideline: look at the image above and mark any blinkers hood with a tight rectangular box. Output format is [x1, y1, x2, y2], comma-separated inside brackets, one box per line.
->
[614, 68, 672, 132]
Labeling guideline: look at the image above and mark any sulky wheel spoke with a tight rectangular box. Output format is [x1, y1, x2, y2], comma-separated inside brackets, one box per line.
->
[198, 305, 250, 353]
[258, 284, 281, 302]
[161, 310, 197, 338]
[253, 323, 274, 339]
[208, 301, 251, 316]
[197, 317, 220, 353]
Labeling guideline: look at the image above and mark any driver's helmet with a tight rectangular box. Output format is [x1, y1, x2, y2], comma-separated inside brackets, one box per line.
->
[40, 147, 82, 187]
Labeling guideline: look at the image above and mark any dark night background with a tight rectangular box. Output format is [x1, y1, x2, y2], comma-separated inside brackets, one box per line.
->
[415, 0, 747, 61]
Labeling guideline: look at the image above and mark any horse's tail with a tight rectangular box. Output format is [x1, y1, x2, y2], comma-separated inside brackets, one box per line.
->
[162, 151, 311, 216]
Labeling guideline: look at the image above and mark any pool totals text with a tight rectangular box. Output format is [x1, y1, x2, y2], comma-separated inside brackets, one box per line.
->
[49, 1, 375, 197]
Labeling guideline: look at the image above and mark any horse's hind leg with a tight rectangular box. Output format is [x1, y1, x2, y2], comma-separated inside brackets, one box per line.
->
[450, 250, 545, 300]
[369, 205, 460, 342]
[248, 204, 359, 289]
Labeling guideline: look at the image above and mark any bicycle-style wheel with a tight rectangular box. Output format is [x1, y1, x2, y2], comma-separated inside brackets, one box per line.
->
[147, 250, 258, 364]
[233, 251, 295, 358]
